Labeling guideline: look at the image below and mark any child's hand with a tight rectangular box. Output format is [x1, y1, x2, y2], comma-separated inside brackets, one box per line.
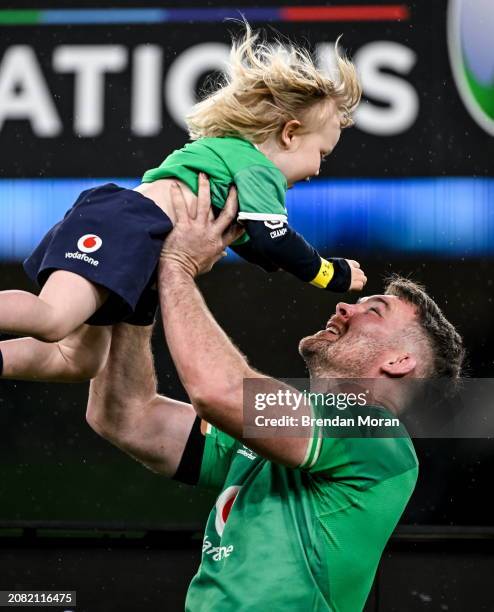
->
[346, 260, 367, 291]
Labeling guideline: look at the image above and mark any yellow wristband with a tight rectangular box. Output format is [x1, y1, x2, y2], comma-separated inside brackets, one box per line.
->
[310, 258, 335, 289]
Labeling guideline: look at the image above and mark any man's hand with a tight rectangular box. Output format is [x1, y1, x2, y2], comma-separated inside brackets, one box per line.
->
[347, 259, 367, 291]
[160, 173, 244, 278]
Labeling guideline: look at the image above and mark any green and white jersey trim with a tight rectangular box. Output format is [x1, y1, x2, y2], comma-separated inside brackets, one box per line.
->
[299, 433, 322, 470]
[298, 400, 322, 470]
[237, 212, 288, 222]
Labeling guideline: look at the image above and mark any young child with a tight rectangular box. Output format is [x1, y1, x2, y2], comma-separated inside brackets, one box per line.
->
[0, 25, 365, 382]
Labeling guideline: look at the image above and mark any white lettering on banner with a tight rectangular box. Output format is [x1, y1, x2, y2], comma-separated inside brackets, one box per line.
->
[317, 41, 419, 136]
[132, 45, 163, 136]
[0, 41, 419, 137]
[353, 41, 419, 135]
[0, 46, 62, 136]
[53, 45, 128, 136]
[165, 42, 230, 129]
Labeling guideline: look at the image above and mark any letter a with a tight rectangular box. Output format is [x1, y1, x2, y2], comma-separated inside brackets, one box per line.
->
[0, 46, 62, 136]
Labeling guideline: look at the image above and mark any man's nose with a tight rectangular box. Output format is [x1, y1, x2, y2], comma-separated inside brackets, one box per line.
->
[336, 302, 356, 321]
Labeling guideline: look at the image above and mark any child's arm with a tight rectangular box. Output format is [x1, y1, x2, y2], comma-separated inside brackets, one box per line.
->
[231, 166, 365, 290]
[229, 239, 280, 272]
[0, 324, 111, 382]
[239, 219, 366, 291]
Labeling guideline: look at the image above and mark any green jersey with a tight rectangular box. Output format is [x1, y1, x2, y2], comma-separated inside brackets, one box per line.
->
[143, 137, 288, 224]
[186, 405, 418, 612]
[142, 137, 352, 291]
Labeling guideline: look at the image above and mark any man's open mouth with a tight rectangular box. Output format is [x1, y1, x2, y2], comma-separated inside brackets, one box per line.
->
[314, 324, 342, 342]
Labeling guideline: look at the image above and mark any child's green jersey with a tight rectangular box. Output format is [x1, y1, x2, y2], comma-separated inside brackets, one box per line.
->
[143, 136, 288, 230]
[142, 137, 351, 292]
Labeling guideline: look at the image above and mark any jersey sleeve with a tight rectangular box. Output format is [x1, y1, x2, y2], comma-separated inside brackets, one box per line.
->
[241, 220, 352, 291]
[232, 163, 351, 291]
[301, 434, 418, 487]
[299, 405, 419, 488]
[197, 423, 238, 491]
[234, 165, 288, 222]
[229, 240, 280, 272]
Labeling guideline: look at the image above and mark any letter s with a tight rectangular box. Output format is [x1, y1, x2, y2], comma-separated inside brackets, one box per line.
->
[354, 41, 419, 135]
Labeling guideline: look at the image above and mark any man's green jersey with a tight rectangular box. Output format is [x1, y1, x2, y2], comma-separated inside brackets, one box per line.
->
[142, 137, 352, 291]
[186, 405, 418, 612]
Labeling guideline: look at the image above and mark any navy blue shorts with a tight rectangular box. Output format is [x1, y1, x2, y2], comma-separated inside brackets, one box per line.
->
[23, 183, 173, 325]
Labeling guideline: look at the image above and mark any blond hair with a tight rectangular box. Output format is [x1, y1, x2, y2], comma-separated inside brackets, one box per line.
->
[186, 23, 362, 143]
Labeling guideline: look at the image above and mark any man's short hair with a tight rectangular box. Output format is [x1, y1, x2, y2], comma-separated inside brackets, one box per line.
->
[384, 275, 465, 381]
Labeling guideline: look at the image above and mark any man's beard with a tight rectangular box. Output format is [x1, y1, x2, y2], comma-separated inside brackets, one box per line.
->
[299, 331, 390, 379]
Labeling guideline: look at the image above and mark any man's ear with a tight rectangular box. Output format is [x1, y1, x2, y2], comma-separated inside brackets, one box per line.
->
[380, 353, 417, 377]
[279, 119, 302, 149]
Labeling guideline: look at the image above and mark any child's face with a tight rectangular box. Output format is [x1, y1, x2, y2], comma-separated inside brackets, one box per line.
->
[286, 113, 341, 186]
[260, 100, 342, 187]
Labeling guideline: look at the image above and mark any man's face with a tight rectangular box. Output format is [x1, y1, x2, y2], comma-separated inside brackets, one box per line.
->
[299, 295, 418, 378]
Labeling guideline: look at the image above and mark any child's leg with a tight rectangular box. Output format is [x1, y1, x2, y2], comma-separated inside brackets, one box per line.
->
[0, 270, 108, 342]
[0, 324, 112, 382]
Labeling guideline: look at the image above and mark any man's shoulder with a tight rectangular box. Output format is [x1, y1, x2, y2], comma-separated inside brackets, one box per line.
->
[342, 404, 418, 481]
[302, 403, 418, 487]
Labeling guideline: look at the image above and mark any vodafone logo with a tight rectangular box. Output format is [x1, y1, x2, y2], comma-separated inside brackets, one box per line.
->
[77, 234, 102, 253]
[214, 485, 241, 537]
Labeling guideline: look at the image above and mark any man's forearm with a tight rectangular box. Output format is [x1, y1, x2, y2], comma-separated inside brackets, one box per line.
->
[155, 176, 309, 466]
[159, 263, 251, 431]
[87, 323, 157, 436]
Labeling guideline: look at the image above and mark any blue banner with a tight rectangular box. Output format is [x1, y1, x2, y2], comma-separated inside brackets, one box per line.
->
[0, 177, 493, 261]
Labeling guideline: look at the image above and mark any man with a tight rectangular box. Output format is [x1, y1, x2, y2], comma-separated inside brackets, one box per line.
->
[86, 176, 464, 611]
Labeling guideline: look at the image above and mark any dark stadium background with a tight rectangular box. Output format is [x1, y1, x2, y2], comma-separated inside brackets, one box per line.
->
[1, 1, 493, 610]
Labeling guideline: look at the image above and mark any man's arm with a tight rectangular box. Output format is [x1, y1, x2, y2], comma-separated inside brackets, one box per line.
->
[86, 323, 196, 477]
[159, 175, 310, 468]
